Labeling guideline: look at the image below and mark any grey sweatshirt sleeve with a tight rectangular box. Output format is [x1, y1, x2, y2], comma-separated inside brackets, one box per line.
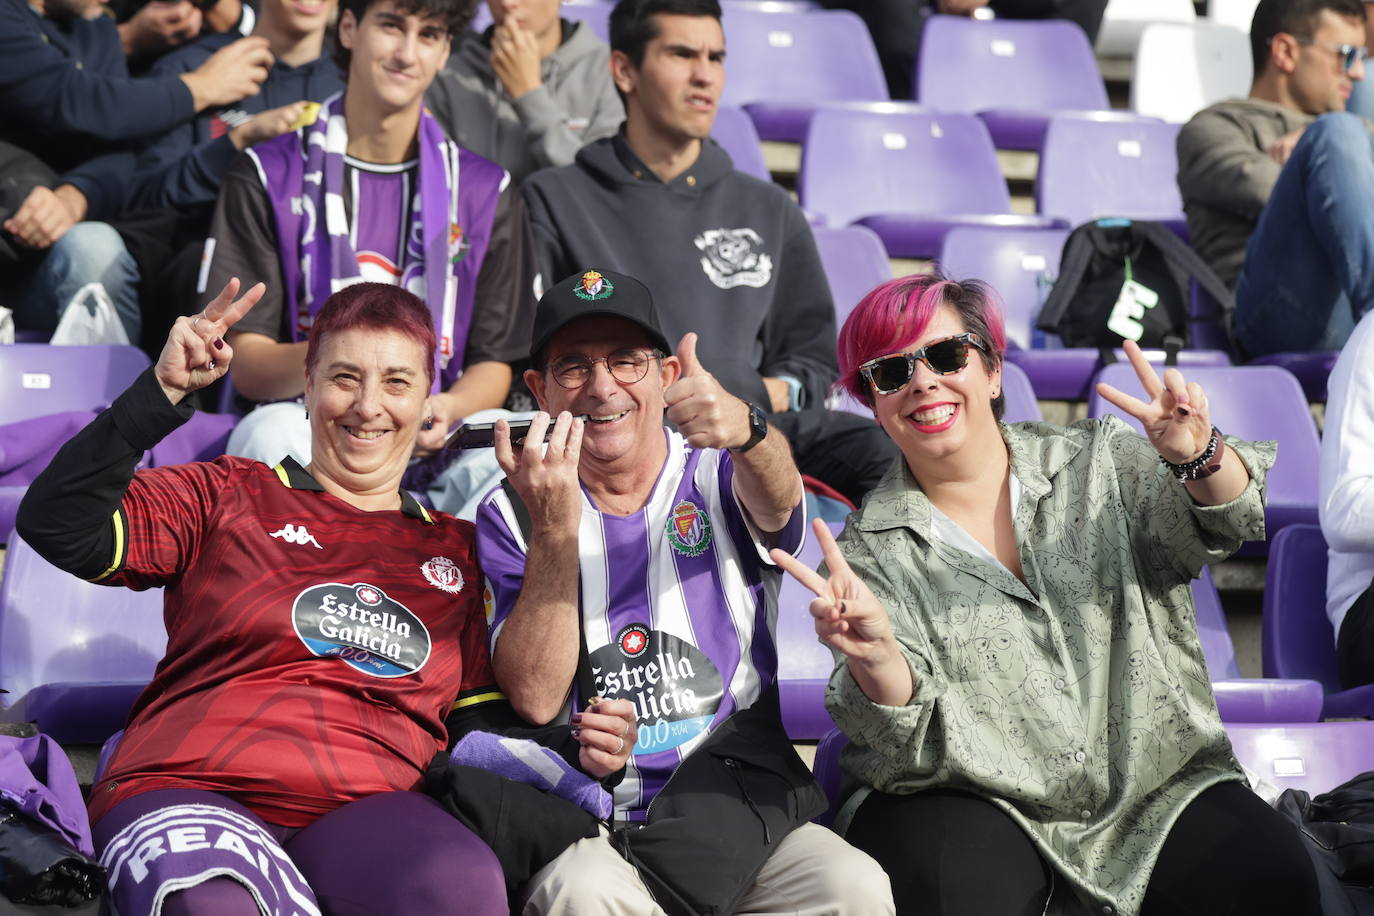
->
[1176, 107, 1282, 221]
[758, 207, 839, 407]
[511, 52, 624, 172]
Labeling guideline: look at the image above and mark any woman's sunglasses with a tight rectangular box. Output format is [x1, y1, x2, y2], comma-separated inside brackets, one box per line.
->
[859, 333, 989, 395]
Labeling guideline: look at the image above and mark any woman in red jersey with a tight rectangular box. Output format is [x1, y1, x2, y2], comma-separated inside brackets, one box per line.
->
[17, 278, 633, 916]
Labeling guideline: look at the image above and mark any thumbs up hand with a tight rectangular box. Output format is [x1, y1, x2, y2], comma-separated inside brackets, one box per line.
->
[664, 332, 753, 450]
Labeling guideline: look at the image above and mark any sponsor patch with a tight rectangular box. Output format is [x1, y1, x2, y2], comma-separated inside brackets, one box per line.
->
[665, 500, 712, 557]
[292, 582, 432, 678]
[590, 629, 723, 755]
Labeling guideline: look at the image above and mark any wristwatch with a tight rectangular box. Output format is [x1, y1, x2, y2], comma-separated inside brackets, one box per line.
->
[731, 401, 768, 453]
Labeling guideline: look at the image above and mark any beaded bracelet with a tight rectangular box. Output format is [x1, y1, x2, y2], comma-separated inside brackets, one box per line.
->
[1160, 426, 1224, 482]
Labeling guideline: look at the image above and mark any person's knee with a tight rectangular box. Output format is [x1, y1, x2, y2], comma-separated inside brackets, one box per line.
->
[46, 222, 133, 280]
[1296, 112, 1371, 170]
[226, 403, 311, 466]
[818, 841, 895, 914]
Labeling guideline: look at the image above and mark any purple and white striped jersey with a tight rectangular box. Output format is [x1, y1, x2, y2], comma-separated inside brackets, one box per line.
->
[475, 429, 806, 817]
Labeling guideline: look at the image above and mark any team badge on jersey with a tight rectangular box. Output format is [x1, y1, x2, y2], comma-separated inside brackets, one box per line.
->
[293, 582, 431, 678]
[449, 223, 469, 264]
[422, 556, 464, 594]
[665, 500, 712, 557]
[573, 269, 614, 300]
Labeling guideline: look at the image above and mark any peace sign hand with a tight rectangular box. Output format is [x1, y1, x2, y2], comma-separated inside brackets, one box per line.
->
[154, 277, 264, 405]
[770, 519, 897, 662]
[1094, 339, 1214, 464]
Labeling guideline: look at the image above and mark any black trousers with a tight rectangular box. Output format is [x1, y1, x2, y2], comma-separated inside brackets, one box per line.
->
[769, 407, 899, 507]
[1337, 575, 1374, 689]
[845, 782, 1321, 916]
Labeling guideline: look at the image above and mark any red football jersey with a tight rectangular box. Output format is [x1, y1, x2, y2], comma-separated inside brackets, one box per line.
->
[87, 457, 499, 828]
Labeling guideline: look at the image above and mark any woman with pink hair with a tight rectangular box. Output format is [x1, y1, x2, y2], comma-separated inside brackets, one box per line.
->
[774, 273, 1319, 916]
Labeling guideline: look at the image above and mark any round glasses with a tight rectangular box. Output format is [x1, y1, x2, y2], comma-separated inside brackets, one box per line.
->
[859, 333, 988, 395]
[548, 348, 662, 389]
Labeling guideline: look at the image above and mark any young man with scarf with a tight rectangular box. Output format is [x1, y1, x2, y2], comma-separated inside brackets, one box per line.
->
[201, 0, 537, 468]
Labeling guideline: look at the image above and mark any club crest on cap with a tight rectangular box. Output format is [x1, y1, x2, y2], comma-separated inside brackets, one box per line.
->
[573, 269, 614, 301]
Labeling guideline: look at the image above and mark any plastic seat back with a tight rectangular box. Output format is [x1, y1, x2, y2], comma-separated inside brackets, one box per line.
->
[1036, 116, 1184, 228]
[0, 344, 149, 426]
[710, 105, 771, 182]
[1131, 22, 1252, 124]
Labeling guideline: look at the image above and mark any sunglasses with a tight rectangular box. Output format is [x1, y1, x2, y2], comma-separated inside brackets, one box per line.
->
[1294, 36, 1369, 72]
[859, 333, 989, 395]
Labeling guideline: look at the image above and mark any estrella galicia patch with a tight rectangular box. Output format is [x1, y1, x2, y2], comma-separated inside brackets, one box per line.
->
[665, 500, 712, 557]
[292, 582, 431, 678]
[590, 629, 723, 755]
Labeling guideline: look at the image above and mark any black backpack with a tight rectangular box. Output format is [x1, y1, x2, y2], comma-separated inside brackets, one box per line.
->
[1035, 218, 1235, 360]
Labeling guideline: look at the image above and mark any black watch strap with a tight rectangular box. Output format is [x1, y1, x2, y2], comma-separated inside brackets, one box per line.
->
[730, 402, 768, 454]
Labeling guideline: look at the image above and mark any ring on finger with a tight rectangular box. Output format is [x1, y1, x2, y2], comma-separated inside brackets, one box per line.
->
[192, 315, 206, 333]
[620, 721, 631, 738]
[614, 736, 624, 755]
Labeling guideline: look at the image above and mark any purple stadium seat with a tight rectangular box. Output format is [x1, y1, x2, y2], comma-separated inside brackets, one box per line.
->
[1004, 347, 1232, 402]
[1087, 363, 1319, 545]
[722, 0, 819, 10]
[1250, 351, 1338, 403]
[1226, 721, 1374, 795]
[916, 16, 1125, 152]
[0, 344, 149, 426]
[1036, 116, 1186, 235]
[1192, 566, 1324, 722]
[560, 2, 611, 42]
[813, 225, 892, 334]
[812, 727, 849, 826]
[778, 522, 842, 739]
[720, 9, 888, 142]
[0, 533, 165, 744]
[799, 109, 1063, 258]
[1263, 524, 1374, 719]
[938, 225, 1070, 349]
[710, 105, 771, 182]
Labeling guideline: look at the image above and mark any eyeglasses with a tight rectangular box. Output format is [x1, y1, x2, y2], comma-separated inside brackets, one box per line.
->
[1295, 36, 1369, 72]
[548, 348, 661, 389]
[859, 333, 989, 395]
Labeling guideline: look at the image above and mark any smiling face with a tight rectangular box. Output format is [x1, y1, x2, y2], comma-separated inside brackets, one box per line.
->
[870, 303, 1003, 474]
[612, 13, 724, 152]
[526, 316, 680, 481]
[305, 326, 431, 501]
[339, 0, 451, 115]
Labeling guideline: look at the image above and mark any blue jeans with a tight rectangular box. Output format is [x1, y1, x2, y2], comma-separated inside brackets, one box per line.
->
[1234, 113, 1374, 356]
[7, 222, 141, 342]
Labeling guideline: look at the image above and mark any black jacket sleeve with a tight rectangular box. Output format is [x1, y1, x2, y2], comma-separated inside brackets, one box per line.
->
[15, 369, 193, 580]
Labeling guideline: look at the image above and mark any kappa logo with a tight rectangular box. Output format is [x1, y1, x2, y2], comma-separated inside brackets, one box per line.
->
[694, 228, 773, 290]
[270, 523, 323, 549]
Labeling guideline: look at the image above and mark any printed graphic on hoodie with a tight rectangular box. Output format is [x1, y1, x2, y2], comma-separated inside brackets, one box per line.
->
[695, 227, 774, 289]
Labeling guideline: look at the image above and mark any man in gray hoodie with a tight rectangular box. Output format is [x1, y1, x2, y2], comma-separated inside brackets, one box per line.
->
[427, 0, 624, 182]
[519, 0, 897, 505]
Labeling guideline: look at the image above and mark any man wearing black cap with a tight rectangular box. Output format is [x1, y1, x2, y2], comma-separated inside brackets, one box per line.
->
[473, 268, 894, 915]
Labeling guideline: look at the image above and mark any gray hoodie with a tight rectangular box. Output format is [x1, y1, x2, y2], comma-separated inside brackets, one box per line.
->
[522, 135, 837, 409]
[427, 21, 624, 183]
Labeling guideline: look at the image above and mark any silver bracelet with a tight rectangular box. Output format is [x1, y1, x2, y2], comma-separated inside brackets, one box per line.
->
[1160, 427, 1224, 482]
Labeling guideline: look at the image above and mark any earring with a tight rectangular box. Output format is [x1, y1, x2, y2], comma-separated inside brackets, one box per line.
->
[304, 408, 309, 419]
[422, 417, 434, 431]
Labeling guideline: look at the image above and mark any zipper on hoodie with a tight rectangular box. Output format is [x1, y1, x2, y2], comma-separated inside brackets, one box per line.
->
[725, 757, 772, 845]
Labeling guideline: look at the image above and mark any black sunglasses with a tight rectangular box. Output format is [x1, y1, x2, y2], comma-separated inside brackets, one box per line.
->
[859, 333, 989, 395]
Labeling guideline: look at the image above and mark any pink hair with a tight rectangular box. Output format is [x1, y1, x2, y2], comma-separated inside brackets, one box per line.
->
[836, 273, 1008, 406]
[305, 283, 437, 385]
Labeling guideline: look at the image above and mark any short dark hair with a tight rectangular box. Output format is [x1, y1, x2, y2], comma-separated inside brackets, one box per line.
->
[332, 0, 477, 75]
[306, 282, 437, 385]
[609, 0, 723, 67]
[1250, 0, 1366, 76]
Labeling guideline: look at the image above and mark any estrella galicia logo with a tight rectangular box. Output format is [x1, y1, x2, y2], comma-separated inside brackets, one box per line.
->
[590, 629, 723, 755]
[292, 582, 431, 678]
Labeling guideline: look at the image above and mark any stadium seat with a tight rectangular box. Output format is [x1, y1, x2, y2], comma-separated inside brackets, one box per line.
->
[938, 225, 1070, 349]
[813, 225, 892, 334]
[916, 16, 1129, 152]
[1036, 116, 1187, 234]
[0, 344, 149, 426]
[812, 727, 849, 826]
[722, 0, 819, 11]
[1227, 721, 1374, 795]
[1087, 363, 1319, 545]
[1095, 0, 1196, 57]
[1192, 566, 1324, 722]
[1249, 351, 1338, 403]
[711, 105, 771, 182]
[1131, 22, 1253, 124]
[799, 108, 1062, 258]
[1207, 0, 1261, 33]
[1263, 524, 1374, 719]
[560, 2, 611, 42]
[721, 9, 888, 141]
[0, 533, 165, 744]
[777, 522, 842, 739]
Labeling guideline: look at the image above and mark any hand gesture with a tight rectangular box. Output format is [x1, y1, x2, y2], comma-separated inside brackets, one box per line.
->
[572, 697, 637, 779]
[491, 21, 542, 98]
[119, 0, 203, 56]
[230, 101, 310, 151]
[154, 278, 264, 404]
[494, 411, 584, 529]
[3, 186, 84, 250]
[182, 36, 272, 111]
[665, 333, 751, 450]
[1094, 339, 1214, 464]
[1268, 127, 1305, 166]
[770, 519, 897, 662]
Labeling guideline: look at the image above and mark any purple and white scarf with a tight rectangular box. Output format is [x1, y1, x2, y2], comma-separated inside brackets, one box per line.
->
[297, 92, 460, 375]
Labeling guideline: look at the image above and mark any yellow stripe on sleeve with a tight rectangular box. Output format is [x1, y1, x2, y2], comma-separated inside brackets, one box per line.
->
[89, 510, 126, 582]
[450, 690, 506, 711]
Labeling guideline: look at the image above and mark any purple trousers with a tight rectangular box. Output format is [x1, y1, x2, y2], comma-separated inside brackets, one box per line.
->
[92, 788, 508, 916]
